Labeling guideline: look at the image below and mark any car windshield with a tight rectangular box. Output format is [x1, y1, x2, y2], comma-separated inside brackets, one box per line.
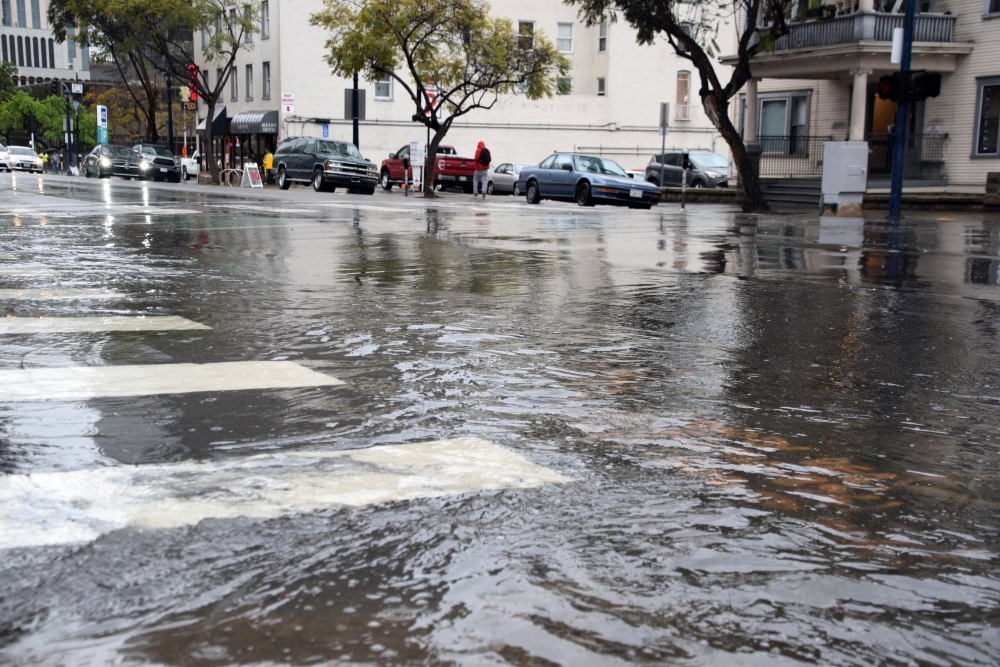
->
[690, 154, 729, 170]
[9, 147, 36, 156]
[143, 146, 174, 157]
[573, 155, 627, 177]
[104, 145, 134, 158]
[317, 141, 363, 159]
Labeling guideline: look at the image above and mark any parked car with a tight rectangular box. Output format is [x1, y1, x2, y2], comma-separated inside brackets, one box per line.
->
[181, 151, 200, 180]
[0, 143, 7, 171]
[273, 136, 378, 194]
[517, 153, 661, 208]
[129, 143, 182, 183]
[644, 151, 729, 188]
[488, 163, 534, 195]
[625, 169, 646, 181]
[4, 146, 43, 173]
[83, 144, 147, 179]
[380, 144, 478, 192]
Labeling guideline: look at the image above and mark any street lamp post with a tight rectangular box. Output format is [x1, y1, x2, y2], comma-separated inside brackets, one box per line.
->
[888, 0, 917, 220]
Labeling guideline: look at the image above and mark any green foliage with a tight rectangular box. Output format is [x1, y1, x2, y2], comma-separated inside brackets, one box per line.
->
[311, 0, 569, 129]
[0, 62, 17, 103]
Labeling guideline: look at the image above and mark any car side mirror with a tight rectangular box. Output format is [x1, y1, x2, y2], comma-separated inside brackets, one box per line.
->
[561, 163, 572, 171]
[389, 152, 395, 158]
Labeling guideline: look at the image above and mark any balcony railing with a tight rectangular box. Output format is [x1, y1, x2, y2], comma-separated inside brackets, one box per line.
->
[768, 12, 955, 51]
[757, 134, 949, 181]
[758, 135, 832, 177]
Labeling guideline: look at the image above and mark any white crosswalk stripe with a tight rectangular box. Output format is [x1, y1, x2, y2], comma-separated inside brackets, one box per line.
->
[0, 289, 122, 299]
[0, 316, 209, 335]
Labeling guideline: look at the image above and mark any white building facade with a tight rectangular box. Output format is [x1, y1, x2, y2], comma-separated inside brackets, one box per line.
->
[194, 0, 736, 171]
[1, 0, 91, 86]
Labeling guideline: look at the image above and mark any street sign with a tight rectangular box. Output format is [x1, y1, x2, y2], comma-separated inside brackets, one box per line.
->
[97, 104, 108, 145]
[281, 92, 294, 105]
[659, 102, 670, 137]
[241, 163, 264, 188]
[180, 87, 190, 102]
[283, 104, 295, 114]
[322, 124, 329, 138]
[182, 101, 197, 111]
[71, 83, 83, 95]
[422, 85, 439, 117]
[73, 100, 79, 111]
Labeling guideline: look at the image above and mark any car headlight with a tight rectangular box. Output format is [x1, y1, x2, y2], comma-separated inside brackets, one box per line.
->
[139, 160, 150, 170]
[99, 158, 111, 167]
[706, 171, 724, 178]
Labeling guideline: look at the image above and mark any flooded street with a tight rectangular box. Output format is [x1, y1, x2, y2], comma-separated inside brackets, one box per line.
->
[2, 173, 1000, 666]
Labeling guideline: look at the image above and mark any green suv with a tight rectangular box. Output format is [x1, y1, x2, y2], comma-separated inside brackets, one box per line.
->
[273, 137, 378, 194]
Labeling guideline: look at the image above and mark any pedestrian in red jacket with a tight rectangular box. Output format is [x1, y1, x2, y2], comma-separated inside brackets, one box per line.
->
[473, 141, 491, 199]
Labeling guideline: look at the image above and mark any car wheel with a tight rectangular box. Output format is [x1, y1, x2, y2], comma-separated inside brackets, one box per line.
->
[692, 180, 705, 188]
[182, 167, 189, 181]
[278, 167, 290, 190]
[513, 183, 520, 196]
[576, 181, 594, 207]
[380, 170, 393, 191]
[312, 169, 326, 192]
[487, 181, 495, 195]
[525, 180, 540, 204]
[84, 166, 93, 178]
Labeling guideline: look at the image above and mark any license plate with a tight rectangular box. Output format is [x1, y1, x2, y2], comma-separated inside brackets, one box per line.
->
[459, 176, 467, 181]
[629, 188, 642, 198]
[160, 168, 167, 172]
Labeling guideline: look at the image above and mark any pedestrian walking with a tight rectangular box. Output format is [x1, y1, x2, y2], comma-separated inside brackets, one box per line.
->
[473, 141, 491, 199]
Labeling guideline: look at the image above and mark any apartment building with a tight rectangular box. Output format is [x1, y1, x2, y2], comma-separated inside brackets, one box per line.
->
[1, 0, 91, 86]
[194, 0, 735, 170]
[722, 0, 997, 192]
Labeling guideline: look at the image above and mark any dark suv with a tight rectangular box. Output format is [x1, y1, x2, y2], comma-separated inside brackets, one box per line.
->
[644, 151, 730, 188]
[131, 143, 182, 183]
[273, 136, 378, 194]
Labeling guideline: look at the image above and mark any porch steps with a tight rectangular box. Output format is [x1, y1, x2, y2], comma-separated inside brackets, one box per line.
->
[760, 178, 822, 212]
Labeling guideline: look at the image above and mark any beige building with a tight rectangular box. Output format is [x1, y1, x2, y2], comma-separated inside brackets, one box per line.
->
[1, 0, 91, 86]
[723, 0, 998, 194]
[194, 0, 737, 171]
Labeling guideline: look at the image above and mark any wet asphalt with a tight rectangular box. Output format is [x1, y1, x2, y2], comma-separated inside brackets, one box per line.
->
[2, 172, 1000, 666]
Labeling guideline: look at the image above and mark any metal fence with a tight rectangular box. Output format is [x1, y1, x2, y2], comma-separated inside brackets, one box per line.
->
[757, 135, 832, 177]
[866, 133, 947, 180]
[769, 12, 955, 51]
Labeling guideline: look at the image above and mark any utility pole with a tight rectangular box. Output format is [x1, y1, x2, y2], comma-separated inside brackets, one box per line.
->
[888, 0, 916, 220]
[63, 82, 72, 175]
[166, 75, 175, 154]
[352, 71, 359, 149]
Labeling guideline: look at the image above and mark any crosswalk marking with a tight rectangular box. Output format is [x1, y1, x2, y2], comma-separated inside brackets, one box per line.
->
[0, 267, 60, 276]
[0, 360, 344, 401]
[0, 289, 122, 299]
[0, 437, 571, 549]
[0, 316, 209, 335]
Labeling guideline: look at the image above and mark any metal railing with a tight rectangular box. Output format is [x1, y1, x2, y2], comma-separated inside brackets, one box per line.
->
[768, 12, 955, 51]
[757, 135, 832, 177]
[866, 133, 948, 180]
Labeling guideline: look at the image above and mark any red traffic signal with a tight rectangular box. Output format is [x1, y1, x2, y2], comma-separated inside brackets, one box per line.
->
[187, 64, 199, 102]
[877, 73, 901, 102]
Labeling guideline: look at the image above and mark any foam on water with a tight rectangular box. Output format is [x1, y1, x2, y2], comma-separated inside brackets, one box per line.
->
[0, 437, 571, 550]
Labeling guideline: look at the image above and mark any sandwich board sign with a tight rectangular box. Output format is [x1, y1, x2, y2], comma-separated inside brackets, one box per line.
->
[241, 163, 264, 188]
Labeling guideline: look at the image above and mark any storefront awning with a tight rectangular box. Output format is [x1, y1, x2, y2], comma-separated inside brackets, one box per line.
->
[196, 106, 227, 135]
[230, 110, 279, 135]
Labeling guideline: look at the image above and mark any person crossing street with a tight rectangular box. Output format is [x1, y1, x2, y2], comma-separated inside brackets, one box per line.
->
[472, 141, 491, 199]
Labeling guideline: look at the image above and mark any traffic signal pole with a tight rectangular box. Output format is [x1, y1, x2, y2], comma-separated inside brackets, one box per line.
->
[167, 75, 175, 155]
[352, 72, 359, 149]
[888, 0, 917, 220]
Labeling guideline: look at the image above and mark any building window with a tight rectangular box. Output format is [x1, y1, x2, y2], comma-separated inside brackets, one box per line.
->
[1, 0, 10, 26]
[32, 35, 38, 67]
[201, 29, 206, 49]
[557, 23, 573, 52]
[988, 0, 1000, 15]
[16, 34, 22, 66]
[243, 6, 252, 43]
[598, 22, 607, 52]
[597, 77, 605, 96]
[374, 73, 392, 100]
[66, 27, 75, 65]
[557, 76, 572, 94]
[262, 61, 270, 99]
[261, 1, 269, 38]
[29, 0, 38, 28]
[216, 68, 222, 93]
[230, 67, 237, 100]
[518, 21, 533, 50]
[15, 0, 24, 27]
[245, 64, 252, 100]
[47, 38, 53, 67]
[1, 35, 6, 61]
[975, 77, 1000, 156]
[676, 71, 690, 120]
[742, 90, 811, 154]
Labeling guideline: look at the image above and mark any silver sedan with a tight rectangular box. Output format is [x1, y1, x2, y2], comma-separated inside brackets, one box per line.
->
[488, 163, 534, 195]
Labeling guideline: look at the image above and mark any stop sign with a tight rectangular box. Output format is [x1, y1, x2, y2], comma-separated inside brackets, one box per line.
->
[423, 85, 439, 117]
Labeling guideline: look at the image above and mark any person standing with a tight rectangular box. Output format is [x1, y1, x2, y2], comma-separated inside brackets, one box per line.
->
[473, 141, 491, 199]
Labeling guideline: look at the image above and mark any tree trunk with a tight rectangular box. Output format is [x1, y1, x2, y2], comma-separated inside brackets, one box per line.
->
[703, 91, 770, 213]
[423, 126, 446, 199]
[204, 98, 220, 183]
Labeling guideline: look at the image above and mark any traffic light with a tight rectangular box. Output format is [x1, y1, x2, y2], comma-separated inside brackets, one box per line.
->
[187, 64, 199, 102]
[50, 78, 59, 95]
[877, 73, 902, 102]
[911, 71, 941, 101]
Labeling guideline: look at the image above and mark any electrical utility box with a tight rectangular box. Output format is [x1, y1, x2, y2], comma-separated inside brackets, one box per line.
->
[821, 141, 869, 216]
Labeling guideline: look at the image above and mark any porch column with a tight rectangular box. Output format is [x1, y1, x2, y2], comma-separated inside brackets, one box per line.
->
[745, 78, 758, 144]
[858, 0, 874, 11]
[849, 69, 870, 142]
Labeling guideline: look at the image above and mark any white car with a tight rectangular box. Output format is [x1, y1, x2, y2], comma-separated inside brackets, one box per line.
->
[0, 143, 7, 171]
[4, 146, 43, 173]
[181, 151, 200, 180]
[487, 163, 534, 195]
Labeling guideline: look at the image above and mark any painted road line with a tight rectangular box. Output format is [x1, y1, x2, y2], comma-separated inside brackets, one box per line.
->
[319, 202, 412, 213]
[0, 268, 59, 276]
[0, 289, 122, 300]
[0, 316, 209, 335]
[0, 360, 343, 402]
[0, 437, 571, 549]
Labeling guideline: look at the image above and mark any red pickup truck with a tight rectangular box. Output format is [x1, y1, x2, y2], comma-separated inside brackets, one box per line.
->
[379, 144, 478, 192]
